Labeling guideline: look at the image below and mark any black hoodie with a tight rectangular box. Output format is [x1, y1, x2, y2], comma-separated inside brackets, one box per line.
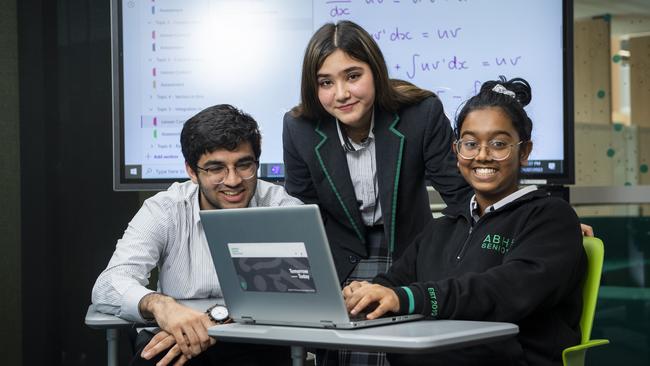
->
[375, 189, 586, 366]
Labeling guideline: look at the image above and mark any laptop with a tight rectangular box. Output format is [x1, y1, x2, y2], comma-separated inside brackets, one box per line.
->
[200, 204, 423, 329]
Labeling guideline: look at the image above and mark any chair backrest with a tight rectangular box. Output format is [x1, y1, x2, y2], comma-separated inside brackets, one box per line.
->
[580, 236, 605, 343]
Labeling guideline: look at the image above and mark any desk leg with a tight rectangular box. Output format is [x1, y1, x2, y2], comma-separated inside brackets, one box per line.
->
[106, 328, 119, 366]
[290, 345, 305, 366]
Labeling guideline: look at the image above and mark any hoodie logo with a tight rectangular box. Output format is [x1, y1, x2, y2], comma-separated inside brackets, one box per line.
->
[480, 234, 514, 254]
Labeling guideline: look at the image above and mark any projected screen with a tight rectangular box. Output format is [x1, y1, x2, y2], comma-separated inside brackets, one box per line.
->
[112, 0, 573, 190]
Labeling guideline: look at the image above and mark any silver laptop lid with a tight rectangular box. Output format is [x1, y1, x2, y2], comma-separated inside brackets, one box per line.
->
[200, 205, 354, 327]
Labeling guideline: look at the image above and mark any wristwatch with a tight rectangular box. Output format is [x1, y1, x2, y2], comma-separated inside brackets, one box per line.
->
[206, 304, 230, 324]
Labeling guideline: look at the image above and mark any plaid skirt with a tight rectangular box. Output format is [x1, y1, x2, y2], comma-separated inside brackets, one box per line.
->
[317, 226, 393, 366]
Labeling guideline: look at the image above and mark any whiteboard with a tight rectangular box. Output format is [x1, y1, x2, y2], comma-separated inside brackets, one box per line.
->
[113, 0, 572, 190]
[314, 0, 565, 163]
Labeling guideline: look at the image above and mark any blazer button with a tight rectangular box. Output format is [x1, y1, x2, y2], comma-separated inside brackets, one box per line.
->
[348, 255, 359, 264]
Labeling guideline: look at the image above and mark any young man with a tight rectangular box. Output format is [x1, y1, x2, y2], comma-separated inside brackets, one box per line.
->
[92, 104, 301, 366]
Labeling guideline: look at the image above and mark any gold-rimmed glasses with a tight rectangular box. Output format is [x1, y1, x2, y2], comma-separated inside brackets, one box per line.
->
[455, 140, 524, 161]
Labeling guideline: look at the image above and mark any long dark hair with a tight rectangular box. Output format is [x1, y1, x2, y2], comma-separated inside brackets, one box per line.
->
[292, 20, 433, 120]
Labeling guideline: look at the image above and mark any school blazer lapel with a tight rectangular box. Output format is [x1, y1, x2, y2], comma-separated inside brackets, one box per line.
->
[313, 117, 366, 245]
[374, 109, 404, 253]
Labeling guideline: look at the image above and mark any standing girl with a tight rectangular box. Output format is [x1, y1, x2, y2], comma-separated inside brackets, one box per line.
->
[283, 20, 472, 365]
[283, 19, 471, 284]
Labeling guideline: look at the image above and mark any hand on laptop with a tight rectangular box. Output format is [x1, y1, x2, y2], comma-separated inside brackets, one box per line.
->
[139, 293, 215, 362]
[343, 281, 400, 320]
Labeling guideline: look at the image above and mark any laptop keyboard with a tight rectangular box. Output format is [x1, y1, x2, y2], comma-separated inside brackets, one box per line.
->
[349, 312, 370, 321]
[348, 301, 382, 321]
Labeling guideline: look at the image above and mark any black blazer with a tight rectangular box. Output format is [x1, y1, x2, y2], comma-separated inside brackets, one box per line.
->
[283, 96, 472, 282]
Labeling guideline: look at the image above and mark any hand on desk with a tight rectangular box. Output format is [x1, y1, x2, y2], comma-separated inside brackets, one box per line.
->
[141, 329, 216, 366]
[343, 281, 400, 320]
[139, 293, 215, 363]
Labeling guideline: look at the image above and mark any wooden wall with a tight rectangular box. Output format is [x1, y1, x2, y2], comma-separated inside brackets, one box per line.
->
[574, 18, 612, 124]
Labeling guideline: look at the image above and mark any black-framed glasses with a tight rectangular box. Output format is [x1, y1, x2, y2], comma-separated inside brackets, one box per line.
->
[195, 160, 258, 185]
[455, 140, 524, 161]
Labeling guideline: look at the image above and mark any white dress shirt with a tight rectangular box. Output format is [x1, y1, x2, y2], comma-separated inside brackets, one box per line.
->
[91, 179, 302, 322]
[335, 115, 383, 226]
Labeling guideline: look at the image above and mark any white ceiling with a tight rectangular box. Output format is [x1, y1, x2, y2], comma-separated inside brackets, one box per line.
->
[574, 0, 650, 19]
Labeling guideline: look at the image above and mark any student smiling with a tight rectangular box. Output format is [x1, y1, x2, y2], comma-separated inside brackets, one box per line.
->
[343, 77, 587, 366]
[283, 21, 472, 284]
[283, 21, 473, 364]
[92, 105, 299, 366]
[455, 104, 530, 211]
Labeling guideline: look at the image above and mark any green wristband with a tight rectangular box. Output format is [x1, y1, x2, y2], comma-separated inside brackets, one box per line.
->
[401, 286, 415, 314]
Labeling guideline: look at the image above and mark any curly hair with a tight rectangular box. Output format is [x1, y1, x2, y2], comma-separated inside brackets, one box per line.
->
[455, 76, 533, 142]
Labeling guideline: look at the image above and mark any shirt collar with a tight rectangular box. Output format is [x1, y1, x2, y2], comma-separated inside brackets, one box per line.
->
[192, 184, 203, 225]
[335, 111, 375, 152]
[469, 185, 538, 223]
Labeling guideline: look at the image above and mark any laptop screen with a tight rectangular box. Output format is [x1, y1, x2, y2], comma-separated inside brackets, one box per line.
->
[201, 205, 423, 328]
[227, 242, 317, 294]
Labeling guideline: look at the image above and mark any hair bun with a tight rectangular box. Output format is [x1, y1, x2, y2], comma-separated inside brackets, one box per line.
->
[478, 76, 532, 107]
[504, 77, 532, 107]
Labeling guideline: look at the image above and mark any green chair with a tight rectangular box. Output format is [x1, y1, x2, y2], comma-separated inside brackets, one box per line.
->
[562, 236, 610, 366]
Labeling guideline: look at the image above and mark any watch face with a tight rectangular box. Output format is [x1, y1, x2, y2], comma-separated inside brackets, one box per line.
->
[210, 305, 229, 321]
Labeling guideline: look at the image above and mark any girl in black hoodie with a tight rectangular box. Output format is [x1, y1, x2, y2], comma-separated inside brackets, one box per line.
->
[343, 77, 586, 366]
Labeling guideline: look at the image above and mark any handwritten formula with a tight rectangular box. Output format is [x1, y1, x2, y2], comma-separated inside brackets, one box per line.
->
[314, 0, 566, 162]
[316, 0, 544, 113]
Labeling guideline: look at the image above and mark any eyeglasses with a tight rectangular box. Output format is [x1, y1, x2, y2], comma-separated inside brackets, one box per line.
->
[195, 160, 258, 185]
[455, 140, 524, 161]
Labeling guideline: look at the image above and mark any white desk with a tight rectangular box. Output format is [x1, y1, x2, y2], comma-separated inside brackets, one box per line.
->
[85, 299, 221, 366]
[208, 320, 518, 366]
[88, 302, 518, 366]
